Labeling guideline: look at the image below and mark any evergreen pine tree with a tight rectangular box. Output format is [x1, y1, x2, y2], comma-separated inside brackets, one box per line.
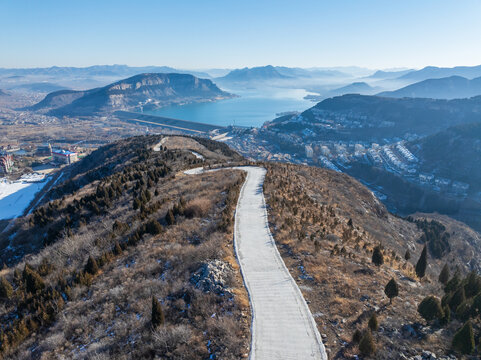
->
[152, 296, 165, 328]
[418, 296, 443, 322]
[352, 329, 363, 344]
[384, 278, 399, 304]
[449, 287, 466, 312]
[452, 321, 475, 354]
[23, 265, 45, 294]
[404, 249, 411, 261]
[415, 245, 427, 279]
[438, 264, 450, 285]
[372, 245, 384, 267]
[445, 271, 461, 293]
[440, 305, 451, 326]
[146, 219, 163, 235]
[165, 209, 175, 226]
[471, 292, 481, 316]
[368, 313, 379, 331]
[114, 241, 123, 255]
[463, 271, 481, 298]
[359, 330, 375, 356]
[0, 276, 13, 299]
[85, 256, 99, 275]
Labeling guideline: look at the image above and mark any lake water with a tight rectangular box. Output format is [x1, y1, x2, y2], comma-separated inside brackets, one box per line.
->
[143, 87, 316, 128]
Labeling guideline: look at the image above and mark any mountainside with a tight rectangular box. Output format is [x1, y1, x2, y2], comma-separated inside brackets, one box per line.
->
[0, 135, 249, 359]
[408, 122, 481, 191]
[269, 94, 481, 142]
[379, 76, 481, 99]
[0, 89, 8, 96]
[1, 134, 481, 358]
[264, 163, 481, 358]
[28, 73, 233, 116]
[398, 65, 481, 81]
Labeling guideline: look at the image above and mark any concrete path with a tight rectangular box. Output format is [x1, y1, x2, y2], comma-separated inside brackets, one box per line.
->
[185, 166, 327, 359]
[235, 167, 326, 360]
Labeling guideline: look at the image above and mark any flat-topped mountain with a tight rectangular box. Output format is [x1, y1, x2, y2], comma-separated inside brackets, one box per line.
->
[379, 75, 481, 99]
[28, 73, 233, 116]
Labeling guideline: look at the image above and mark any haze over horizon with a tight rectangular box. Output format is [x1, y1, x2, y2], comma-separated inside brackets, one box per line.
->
[2, 0, 481, 70]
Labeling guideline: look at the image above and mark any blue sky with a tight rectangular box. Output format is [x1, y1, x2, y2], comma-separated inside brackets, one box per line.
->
[1, 0, 480, 69]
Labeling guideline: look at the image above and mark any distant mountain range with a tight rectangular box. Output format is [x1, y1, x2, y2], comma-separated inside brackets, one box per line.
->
[398, 65, 481, 82]
[327, 81, 380, 96]
[0, 89, 8, 96]
[367, 69, 414, 79]
[305, 82, 380, 102]
[0, 65, 211, 79]
[28, 73, 232, 116]
[378, 76, 481, 99]
[216, 65, 349, 83]
[217, 65, 289, 82]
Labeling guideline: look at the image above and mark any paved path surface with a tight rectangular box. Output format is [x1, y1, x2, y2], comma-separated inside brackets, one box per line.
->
[234, 167, 327, 360]
[184, 166, 327, 359]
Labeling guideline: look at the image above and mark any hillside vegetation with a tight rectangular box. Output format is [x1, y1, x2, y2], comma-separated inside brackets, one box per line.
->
[263, 163, 481, 358]
[409, 122, 481, 192]
[0, 136, 250, 359]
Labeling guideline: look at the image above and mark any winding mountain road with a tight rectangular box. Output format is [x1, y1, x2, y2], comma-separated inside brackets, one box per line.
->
[186, 166, 327, 359]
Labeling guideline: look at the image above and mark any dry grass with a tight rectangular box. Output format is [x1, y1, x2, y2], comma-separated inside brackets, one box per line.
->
[184, 197, 212, 218]
[0, 138, 250, 359]
[159, 136, 228, 161]
[263, 163, 478, 359]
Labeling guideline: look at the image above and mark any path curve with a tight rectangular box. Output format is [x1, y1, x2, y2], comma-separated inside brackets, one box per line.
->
[186, 166, 327, 359]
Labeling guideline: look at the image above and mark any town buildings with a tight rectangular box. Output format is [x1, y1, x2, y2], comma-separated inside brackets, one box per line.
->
[52, 149, 78, 165]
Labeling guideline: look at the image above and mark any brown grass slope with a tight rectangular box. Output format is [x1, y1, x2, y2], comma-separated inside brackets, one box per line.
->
[0, 136, 250, 359]
[263, 163, 481, 359]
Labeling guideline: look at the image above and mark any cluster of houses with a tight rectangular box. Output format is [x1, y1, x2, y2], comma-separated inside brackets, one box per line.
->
[0, 142, 79, 175]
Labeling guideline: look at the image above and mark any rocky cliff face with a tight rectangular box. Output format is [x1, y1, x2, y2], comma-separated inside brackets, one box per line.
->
[28, 73, 233, 116]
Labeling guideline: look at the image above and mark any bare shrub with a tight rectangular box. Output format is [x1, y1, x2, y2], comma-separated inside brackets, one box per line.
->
[184, 198, 212, 218]
[152, 324, 192, 353]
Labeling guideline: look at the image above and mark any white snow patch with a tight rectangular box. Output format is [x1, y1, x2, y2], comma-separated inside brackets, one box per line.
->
[191, 151, 205, 160]
[183, 167, 205, 175]
[0, 176, 48, 220]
